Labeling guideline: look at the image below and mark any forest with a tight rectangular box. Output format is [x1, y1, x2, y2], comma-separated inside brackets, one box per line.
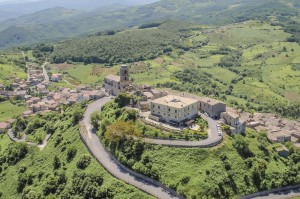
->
[0, 104, 150, 199]
[50, 23, 184, 65]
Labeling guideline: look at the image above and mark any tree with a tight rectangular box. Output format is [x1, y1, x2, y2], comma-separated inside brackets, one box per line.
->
[66, 147, 77, 162]
[91, 112, 100, 130]
[53, 155, 61, 170]
[72, 109, 83, 125]
[232, 135, 253, 158]
[77, 155, 91, 169]
[114, 93, 132, 107]
[105, 121, 141, 143]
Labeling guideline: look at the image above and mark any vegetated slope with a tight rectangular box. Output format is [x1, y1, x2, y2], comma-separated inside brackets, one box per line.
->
[50, 22, 189, 65]
[0, 51, 26, 85]
[49, 19, 299, 119]
[99, 99, 300, 199]
[0, 104, 152, 199]
[0, 0, 299, 48]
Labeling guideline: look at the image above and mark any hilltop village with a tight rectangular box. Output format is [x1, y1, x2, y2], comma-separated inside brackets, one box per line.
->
[105, 65, 245, 134]
[1, 63, 299, 150]
[104, 65, 300, 147]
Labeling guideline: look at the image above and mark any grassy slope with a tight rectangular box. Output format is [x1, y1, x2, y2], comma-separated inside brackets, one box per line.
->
[0, 102, 27, 122]
[0, 110, 152, 199]
[0, 52, 27, 85]
[100, 102, 300, 199]
[130, 21, 300, 111]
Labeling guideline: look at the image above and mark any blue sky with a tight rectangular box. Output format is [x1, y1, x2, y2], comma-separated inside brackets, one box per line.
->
[0, 0, 40, 3]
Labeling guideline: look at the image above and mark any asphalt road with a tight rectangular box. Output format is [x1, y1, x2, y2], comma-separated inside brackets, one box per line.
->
[144, 113, 223, 147]
[249, 188, 300, 199]
[82, 97, 183, 199]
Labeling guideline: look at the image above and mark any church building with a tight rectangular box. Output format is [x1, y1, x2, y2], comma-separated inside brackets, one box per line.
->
[104, 65, 130, 95]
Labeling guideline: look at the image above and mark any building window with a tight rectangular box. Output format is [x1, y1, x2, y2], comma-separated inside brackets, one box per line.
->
[158, 106, 160, 109]
[158, 112, 160, 114]
[153, 104, 155, 108]
[175, 116, 177, 118]
[168, 108, 170, 111]
[175, 110, 177, 113]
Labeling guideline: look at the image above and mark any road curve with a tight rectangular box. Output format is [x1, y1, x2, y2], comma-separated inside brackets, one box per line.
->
[81, 97, 183, 199]
[240, 185, 300, 199]
[143, 114, 223, 147]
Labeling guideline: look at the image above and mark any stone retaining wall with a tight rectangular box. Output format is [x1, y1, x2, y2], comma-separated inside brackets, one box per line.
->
[240, 184, 300, 199]
[79, 121, 184, 199]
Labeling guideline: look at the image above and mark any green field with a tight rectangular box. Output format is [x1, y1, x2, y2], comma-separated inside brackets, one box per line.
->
[0, 102, 27, 122]
[0, 105, 152, 199]
[48, 63, 118, 87]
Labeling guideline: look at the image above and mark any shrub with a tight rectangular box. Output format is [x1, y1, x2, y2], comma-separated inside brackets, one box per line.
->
[66, 147, 77, 162]
[77, 155, 91, 169]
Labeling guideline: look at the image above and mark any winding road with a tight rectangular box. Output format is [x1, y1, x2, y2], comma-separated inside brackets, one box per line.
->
[144, 113, 223, 147]
[80, 97, 224, 199]
[81, 97, 183, 199]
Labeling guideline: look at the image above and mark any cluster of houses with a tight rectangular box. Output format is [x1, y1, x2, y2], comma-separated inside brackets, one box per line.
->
[105, 65, 246, 134]
[0, 62, 106, 128]
[0, 77, 27, 100]
[23, 86, 105, 117]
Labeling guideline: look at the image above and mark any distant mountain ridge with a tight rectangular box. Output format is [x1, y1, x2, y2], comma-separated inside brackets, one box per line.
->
[0, 0, 299, 48]
[0, 0, 159, 20]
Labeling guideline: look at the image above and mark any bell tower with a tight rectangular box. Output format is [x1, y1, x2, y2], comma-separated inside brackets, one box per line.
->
[120, 65, 129, 82]
[120, 65, 130, 89]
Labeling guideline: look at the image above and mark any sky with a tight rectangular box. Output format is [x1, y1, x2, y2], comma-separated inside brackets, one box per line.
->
[0, 0, 40, 3]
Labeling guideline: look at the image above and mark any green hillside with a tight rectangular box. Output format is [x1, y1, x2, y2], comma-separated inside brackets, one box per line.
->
[0, 0, 299, 48]
[45, 19, 300, 119]
[98, 98, 300, 199]
[0, 51, 26, 85]
[0, 104, 152, 199]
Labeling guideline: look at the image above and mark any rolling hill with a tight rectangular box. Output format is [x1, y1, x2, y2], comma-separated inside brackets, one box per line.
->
[0, 0, 159, 20]
[0, 0, 299, 48]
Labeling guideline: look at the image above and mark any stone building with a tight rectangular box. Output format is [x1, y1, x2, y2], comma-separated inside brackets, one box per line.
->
[199, 97, 226, 119]
[267, 131, 292, 143]
[104, 65, 130, 95]
[150, 95, 199, 126]
[220, 111, 246, 134]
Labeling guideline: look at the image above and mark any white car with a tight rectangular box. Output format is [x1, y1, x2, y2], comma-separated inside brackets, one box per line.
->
[218, 132, 222, 136]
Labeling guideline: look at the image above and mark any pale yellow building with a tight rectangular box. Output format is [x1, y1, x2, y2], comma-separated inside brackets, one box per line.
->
[150, 95, 199, 126]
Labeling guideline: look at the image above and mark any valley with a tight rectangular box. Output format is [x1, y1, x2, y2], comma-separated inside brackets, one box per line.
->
[0, 0, 299, 199]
